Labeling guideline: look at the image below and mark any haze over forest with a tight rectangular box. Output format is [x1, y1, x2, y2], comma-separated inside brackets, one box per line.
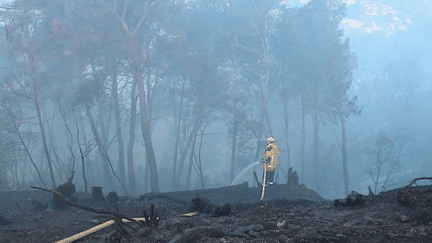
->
[0, 0, 431, 200]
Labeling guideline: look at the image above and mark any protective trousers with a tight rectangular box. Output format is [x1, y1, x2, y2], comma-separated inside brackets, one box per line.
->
[263, 170, 274, 185]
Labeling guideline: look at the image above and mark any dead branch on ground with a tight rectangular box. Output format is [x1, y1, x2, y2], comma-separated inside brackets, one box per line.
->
[407, 177, 432, 187]
[30, 186, 144, 228]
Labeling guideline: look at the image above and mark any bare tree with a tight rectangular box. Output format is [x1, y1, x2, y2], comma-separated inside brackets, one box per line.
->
[3, 23, 57, 188]
[365, 131, 411, 194]
[113, 0, 161, 193]
[0, 96, 47, 188]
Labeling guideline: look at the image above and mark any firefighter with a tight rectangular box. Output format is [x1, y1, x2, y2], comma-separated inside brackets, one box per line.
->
[260, 136, 279, 185]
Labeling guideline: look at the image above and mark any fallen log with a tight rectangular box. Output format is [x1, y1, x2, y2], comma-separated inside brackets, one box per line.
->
[334, 191, 366, 207]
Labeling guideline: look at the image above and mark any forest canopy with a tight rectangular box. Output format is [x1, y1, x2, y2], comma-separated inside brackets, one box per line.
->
[0, 0, 361, 198]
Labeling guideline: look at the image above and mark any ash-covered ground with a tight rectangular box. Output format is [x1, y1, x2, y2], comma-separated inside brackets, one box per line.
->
[1, 181, 432, 243]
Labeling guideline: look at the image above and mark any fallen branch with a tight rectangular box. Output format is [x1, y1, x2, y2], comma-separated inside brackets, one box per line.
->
[30, 186, 150, 242]
[31, 186, 143, 227]
[55, 217, 146, 243]
[407, 177, 432, 187]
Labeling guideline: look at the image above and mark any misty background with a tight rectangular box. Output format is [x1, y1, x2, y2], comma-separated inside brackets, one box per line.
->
[0, 0, 430, 200]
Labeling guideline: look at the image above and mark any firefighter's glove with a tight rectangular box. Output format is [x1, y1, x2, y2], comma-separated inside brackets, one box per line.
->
[260, 158, 265, 164]
[266, 157, 271, 163]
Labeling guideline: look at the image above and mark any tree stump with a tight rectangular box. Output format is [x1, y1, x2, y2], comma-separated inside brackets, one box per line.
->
[191, 195, 215, 214]
[107, 191, 119, 204]
[92, 186, 104, 202]
[52, 180, 76, 210]
[287, 167, 299, 186]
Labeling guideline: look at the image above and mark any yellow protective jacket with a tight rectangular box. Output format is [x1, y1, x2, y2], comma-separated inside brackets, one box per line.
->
[264, 142, 279, 172]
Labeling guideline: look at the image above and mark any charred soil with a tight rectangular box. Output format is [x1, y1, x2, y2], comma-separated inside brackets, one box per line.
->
[1, 183, 432, 242]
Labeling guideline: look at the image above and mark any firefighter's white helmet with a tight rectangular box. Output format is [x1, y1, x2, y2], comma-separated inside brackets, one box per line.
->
[267, 137, 275, 144]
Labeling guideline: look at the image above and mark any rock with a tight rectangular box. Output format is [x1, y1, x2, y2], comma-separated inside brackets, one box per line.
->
[400, 215, 410, 222]
[277, 220, 285, 229]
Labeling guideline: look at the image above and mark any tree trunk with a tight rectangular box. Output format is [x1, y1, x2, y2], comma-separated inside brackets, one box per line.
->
[144, 162, 150, 193]
[374, 156, 381, 194]
[97, 99, 116, 192]
[137, 72, 160, 193]
[340, 113, 349, 197]
[265, 111, 273, 136]
[230, 55, 238, 183]
[186, 132, 199, 190]
[313, 100, 320, 193]
[230, 114, 238, 184]
[79, 117, 94, 187]
[6, 108, 47, 188]
[171, 78, 186, 191]
[33, 88, 56, 189]
[300, 96, 306, 184]
[283, 98, 291, 181]
[126, 78, 138, 196]
[72, 107, 88, 194]
[254, 18, 272, 172]
[175, 115, 202, 190]
[146, 67, 153, 133]
[85, 104, 116, 191]
[111, 59, 126, 186]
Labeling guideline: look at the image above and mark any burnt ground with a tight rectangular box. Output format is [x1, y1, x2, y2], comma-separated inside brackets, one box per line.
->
[1, 182, 432, 242]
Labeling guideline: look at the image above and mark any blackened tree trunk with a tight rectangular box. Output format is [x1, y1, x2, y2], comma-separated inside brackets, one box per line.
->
[79, 116, 94, 186]
[313, 100, 320, 193]
[230, 55, 238, 183]
[127, 78, 138, 196]
[175, 114, 202, 190]
[97, 97, 116, 192]
[340, 112, 349, 197]
[283, 98, 291, 179]
[85, 104, 116, 191]
[137, 72, 160, 193]
[300, 96, 306, 184]
[171, 78, 186, 191]
[254, 18, 272, 163]
[186, 131, 199, 190]
[29, 54, 56, 189]
[35, 95, 55, 189]
[113, 0, 160, 193]
[111, 59, 126, 186]
[72, 107, 88, 193]
[230, 113, 238, 183]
